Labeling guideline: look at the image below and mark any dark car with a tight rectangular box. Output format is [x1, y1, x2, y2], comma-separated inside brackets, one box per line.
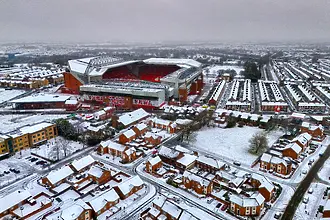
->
[221, 204, 228, 211]
[216, 203, 222, 208]
[4, 171, 10, 174]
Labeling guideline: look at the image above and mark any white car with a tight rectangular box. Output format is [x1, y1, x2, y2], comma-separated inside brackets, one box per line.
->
[303, 196, 309, 204]
[308, 188, 313, 194]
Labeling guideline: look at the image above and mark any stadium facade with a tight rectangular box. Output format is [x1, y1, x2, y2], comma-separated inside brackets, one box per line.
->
[63, 56, 203, 109]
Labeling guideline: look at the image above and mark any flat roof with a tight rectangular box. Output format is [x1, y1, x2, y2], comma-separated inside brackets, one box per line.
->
[11, 94, 72, 103]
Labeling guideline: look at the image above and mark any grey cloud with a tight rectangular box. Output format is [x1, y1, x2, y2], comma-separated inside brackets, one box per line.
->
[0, 0, 329, 43]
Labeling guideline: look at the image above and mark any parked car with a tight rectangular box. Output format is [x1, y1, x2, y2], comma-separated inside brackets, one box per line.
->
[4, 171, 10, 174]
[221, 204, 228, 211]
[303, 196, 309, 204]
[233, 161, 241, 166]
[301, 169, 307, 174]
[308, 188, 313, 194]
[216, 203, 222, 208]
[274, 212, 282, 219]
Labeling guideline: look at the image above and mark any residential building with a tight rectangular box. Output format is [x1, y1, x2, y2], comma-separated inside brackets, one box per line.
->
[114, 176, 144, 199]
[229, 193, 265, 216]
[146, 156, 163, 173]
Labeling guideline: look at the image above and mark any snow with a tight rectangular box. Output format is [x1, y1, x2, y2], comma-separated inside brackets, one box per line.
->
[205, 65, 244, 75]
[191, 126, 284, 165]
[11, 93, 71, 103]
[0, 114, 67, 133]
[147, 156, 162, 166]
[294, 183, 327, 220]
[88, 189, 119, 212]
[0, 157, 35, 188]
[0, 88, 26, 103]
[0, 190, 31, 214]
[177, 154, 197, 166]
[118, 108, 150, 126]
[45, 165, 74, 185]
[71, 155, 95, 172]
[30, 137, 84, 161]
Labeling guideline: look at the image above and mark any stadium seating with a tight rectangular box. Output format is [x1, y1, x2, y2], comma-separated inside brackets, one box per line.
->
[138, 65, 180, 82]
[102, 66, 139, 80]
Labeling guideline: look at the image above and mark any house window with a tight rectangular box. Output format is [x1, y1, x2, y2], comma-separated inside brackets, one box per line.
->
[252, 207, 256, 214]
[246, 207, 250, 215]
[277, 165, 281, 172]
[231, 203, 235, 211]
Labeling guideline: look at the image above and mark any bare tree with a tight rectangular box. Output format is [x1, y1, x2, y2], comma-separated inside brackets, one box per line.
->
[248, 132, 268, 155]
[59, 138, 73, 158]
[48, 138, 73, 161]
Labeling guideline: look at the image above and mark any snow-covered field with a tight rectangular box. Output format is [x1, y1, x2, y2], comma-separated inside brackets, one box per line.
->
[0, 114, 67, 133]
[205, 65, 244, 76]
[191, 126, 284, 165]
[30, 137, 84, 161]
[0, 88, 26, 103]
[294, 183, 328, 220]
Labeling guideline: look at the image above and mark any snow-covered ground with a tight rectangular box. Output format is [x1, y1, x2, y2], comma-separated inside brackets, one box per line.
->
[0, 157, 35, 188]
[294, 183, 328, 220]
[29, 137, 84, 161]
[0, 114, 67, 133]
[318, 158, 330, 184]
[0, 88, 26, 103]
[205, 65, 244, 76]
[261, 184, 295, 220]
[191, 126, 284, 166]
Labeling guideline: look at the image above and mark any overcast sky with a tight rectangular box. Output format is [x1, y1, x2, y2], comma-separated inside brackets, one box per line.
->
[0, 0, 329, 44]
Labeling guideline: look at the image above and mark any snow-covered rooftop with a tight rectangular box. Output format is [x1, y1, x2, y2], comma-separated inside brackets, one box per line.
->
[118, 108, 150, 126]
[71, 155, 95, 172]
[11, 94, 72, 103]
[45, 166, 74, 185]
[0, 190, 32, 214]
[88, 189, 119, 212]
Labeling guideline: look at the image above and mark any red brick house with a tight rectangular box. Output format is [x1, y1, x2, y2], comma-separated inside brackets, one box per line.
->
[144, 132, 162, 146]
[70, 155, 96, 173]
[291, 132, 312, 150]
[119, 129, 137, 144]
[58, 199, 92, 220]
[0, 190, 32, 218]
[146, 156, 162, 173]
[250, 174, 275, 202]
[132, 123, 149, 137]
[301, 122, 324, 138]
[122, 148, 137, 163]
[98, 140, 128, 157]
[323, 199, 330, 218]
[158, 146, 184, 167]
[114, 176, 144, 199]
[88, 189, 120, 217]
[149, 118, 177, 134]
[42, 166, 74, 188]
[196, 155, 225, 174]
[259, 153, 292, 175]
[182, 171, 213, 195]
[282, 143, 302, 160]
[229, 193, 265, 216]
[88, 165, 112, 185]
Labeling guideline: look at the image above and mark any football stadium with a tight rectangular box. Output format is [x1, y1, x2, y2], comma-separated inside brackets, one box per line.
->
[63, 56, 204, 109]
